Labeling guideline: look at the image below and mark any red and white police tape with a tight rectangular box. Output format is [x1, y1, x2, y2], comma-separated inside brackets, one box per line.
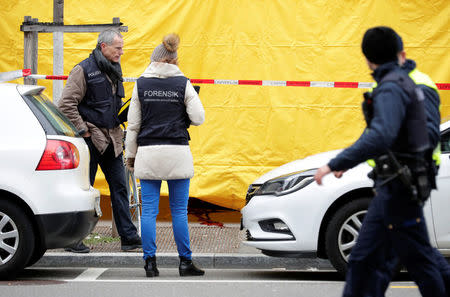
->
[3, 69, 450, 90]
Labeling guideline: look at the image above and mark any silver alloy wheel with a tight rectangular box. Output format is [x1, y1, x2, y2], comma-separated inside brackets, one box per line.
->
[337, 210, 367, 261]
[0, 211, 19, 265]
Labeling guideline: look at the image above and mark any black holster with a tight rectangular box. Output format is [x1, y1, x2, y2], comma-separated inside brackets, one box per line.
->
[362, 92, 374, 127]
[370, 152, 433, 204]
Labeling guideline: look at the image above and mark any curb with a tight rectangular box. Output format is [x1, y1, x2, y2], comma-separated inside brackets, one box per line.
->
[36, 252, 334, 270]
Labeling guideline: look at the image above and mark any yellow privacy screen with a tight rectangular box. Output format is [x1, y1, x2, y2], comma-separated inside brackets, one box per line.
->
[2, 0, 449, 209]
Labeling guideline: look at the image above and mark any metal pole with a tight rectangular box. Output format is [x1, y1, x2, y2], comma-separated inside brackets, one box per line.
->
[23, 16, 32, 85]
[53, 0, 64, 103]
[23, 16, 38, 85]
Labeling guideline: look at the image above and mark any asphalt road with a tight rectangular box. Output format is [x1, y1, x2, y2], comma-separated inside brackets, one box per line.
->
[0, 267, 422, 297]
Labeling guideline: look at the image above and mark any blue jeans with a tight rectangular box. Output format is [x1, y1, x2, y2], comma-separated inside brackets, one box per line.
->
[86, 138, 138, 241]
[140, 179, 192, 260]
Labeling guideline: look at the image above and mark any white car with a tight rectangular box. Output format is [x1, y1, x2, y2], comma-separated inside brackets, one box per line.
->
[241, 121, 450, 276]
[0, 82, 101, 279]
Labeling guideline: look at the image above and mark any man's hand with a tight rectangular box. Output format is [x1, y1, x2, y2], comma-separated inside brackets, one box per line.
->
[314, 165, 331, 185]
[126, 157, 135, 172]
[82, 131, 92, 138]
[333, 170, 346, 178]
[315, 165, 347, 185]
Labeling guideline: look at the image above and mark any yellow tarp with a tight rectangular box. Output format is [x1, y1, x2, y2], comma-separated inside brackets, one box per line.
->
[1, 0, 449, 210]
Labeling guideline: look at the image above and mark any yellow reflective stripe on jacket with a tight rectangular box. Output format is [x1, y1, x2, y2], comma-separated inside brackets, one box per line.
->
[433, 143, 441, 166]
[367, 68, 441, 167]
[411, 69, 441, 166]
[368, 69, 438, 92]
[409, 69, 438, 92]
[368, 152, 440, 168]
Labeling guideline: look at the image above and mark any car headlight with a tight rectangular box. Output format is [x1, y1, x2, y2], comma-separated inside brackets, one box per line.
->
[255, 169, 317, 196]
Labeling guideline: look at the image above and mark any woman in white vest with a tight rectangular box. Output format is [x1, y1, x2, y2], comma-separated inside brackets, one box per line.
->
[125, 33, 205, 277]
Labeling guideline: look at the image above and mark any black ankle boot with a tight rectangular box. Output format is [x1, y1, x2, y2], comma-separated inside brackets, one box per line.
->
[179, 256, 205, 276]
[144, 256, 159, 277]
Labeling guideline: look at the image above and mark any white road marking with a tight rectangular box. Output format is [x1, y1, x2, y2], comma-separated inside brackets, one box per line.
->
[72, 268, 107, 282]
[67, 279, 341, 284]
[66, 277, 417, 288]
[33, 267, 416, 290]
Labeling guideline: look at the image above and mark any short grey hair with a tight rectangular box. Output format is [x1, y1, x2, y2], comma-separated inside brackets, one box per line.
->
[97, 29, 122, 47]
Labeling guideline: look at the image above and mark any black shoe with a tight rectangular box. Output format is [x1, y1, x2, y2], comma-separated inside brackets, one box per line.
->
[121, 236, 142, 251]
[179, 256, 205, 276]
[144, 256, 159, 277]
[64, 242, 90, 253]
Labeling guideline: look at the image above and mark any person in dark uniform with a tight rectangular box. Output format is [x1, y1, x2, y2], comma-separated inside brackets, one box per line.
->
[58, 29, 141, 253]
[400, 58, 450, 296]
[365, 39, 450, 297]
[377, 49, 450, 296]
[314, 26, 447, 297]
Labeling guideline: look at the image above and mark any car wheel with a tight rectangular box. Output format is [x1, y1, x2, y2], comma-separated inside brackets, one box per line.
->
[26, 245, 47, 267]
[325, 197, 371, 277]
[0, 200, 35, 279]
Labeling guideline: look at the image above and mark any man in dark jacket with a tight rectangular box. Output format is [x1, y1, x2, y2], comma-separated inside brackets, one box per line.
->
[381, 53, 450, 295]
[58, 29, 141, 253]
[314, 26, 447, 297]
[366, 45, 449, 297]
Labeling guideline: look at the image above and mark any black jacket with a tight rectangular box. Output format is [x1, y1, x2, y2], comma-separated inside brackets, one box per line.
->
[329, 62, 430, 171]
[78, 54, 124, 129]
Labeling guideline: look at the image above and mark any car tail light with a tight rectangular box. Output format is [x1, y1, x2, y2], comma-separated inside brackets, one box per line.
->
[36, 139, 80, 170]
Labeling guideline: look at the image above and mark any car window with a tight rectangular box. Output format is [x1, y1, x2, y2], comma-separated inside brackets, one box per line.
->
[23, 93, 80, 137]
[441, 129, 450, 153]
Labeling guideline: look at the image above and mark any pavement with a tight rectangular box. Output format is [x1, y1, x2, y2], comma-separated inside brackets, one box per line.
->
[36, 220, 334, 270]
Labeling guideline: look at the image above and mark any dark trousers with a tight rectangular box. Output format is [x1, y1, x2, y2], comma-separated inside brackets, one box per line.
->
[86, 137, 137, 241]
[343, 180, 447, 297]
[381, 247, 450, 297]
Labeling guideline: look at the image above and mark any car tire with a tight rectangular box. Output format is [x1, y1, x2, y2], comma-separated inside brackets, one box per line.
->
[0, 200, 35, 279]
[26, 245, 47, 268]
[325, 197, 371, 277]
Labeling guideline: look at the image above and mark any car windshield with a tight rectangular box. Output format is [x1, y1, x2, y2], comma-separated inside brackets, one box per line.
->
[23, 92, 79, 137]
